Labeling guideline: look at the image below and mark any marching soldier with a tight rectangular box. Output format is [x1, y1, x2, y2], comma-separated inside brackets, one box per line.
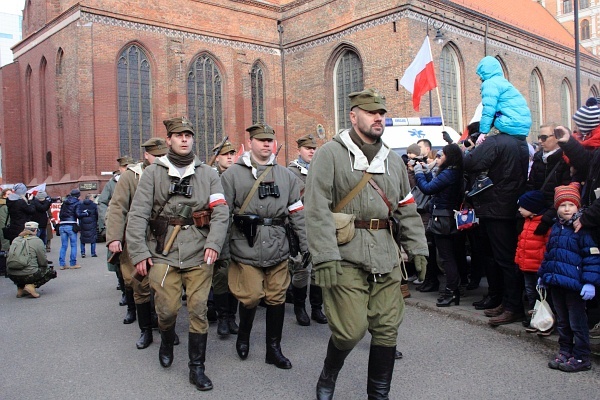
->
[287, 134, 327, 326]
[126, 117, 229, 391]
[304, 89, 428, 399]
[221, 123, 307, 369]
[211, 141, 240, 337]
[106, 137, 171, 349]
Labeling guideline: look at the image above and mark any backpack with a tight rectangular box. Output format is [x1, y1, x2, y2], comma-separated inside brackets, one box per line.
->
[6, 237, 31, 271]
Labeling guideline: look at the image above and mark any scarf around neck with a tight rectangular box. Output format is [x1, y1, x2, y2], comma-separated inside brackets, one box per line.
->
[167, 148, 195, 168]
[349, 128, 382, 164]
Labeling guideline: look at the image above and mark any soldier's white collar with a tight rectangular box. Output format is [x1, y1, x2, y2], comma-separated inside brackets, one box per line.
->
[127, 162, 144, 177]
[158, 155, 196, 179]
[339, 129, 390, 173]
[289, 160, 308, 176]
[240, 151, 276, 179]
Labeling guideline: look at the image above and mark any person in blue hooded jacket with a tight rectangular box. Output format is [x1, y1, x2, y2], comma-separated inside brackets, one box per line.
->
[476, 56, 532, 141]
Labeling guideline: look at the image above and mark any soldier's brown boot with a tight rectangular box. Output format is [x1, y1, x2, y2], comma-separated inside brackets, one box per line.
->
[24, 284, 40, 298]
[484, 304, 504, 317]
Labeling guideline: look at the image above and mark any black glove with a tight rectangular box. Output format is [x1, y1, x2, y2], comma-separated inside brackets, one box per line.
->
[442, 131, 453, 144]
[533, 221, 551, 236]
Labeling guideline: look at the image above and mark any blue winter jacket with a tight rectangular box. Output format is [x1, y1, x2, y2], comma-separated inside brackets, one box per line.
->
[414, 167, 463, 214]
[59, 196, 80, 224]
[538, 223, 600, 292]
[476, 56, 532, 136]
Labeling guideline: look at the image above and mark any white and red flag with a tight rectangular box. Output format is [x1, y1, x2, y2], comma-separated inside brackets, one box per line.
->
[400, 37, 438, 112]
[27, 183, 46, 196]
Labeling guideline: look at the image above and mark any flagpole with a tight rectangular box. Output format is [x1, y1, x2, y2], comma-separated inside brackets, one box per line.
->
[425, 37, 445, 129]
[435, 86, 445, 129]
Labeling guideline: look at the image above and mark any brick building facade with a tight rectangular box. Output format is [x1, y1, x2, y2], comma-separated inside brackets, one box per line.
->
[1, 0, 600, 194]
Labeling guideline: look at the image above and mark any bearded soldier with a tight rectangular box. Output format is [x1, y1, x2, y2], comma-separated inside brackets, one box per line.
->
[126, 117, 229, 391]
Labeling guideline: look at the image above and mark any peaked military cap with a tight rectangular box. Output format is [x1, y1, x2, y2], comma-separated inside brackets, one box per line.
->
[246, 123, 275, 139]
[117, 155, 135, 166]
[141, 137, 169, 156]
[163, 116, 195, 136]
[349, 88, 387, 112]
[297, 134, 317, 148]
[212, 141, 236, 155]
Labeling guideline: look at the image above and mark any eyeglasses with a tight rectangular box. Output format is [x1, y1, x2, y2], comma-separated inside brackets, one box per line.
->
[436, 154, 442, 158]
[538, 134, 554, 142]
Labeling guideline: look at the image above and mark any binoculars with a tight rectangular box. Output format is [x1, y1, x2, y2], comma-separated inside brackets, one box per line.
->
[258, 181, 280, 199]
[169, 181, 193, 198]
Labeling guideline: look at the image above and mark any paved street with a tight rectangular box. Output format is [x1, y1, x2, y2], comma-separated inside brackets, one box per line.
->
[1, 244, 599, 400]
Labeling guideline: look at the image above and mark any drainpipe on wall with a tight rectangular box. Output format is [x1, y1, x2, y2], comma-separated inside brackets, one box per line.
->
[277, 20, 289, 164]
[484, 20, 488, 56]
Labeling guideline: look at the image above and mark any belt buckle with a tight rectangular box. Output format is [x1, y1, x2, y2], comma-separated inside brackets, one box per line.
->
[369, 219, 379, 230]
[263, 218, 273, 226]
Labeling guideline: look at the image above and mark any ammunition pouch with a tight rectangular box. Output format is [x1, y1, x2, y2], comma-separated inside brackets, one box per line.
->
[149, 217, 169, 254]
[192, 210, 212, 228]
[232, 214, 262, 248]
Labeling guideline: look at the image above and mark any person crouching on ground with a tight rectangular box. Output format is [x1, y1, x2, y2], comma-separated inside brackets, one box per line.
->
[538, 183, 600, 372]
[7, 221, 57, 298]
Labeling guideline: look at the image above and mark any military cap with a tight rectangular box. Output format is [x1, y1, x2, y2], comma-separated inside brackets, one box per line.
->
[163, 116, 195, 136]
[349, 88, 387, 112]
[297, 134, 317, 149]
[141, 137, 169, 156]
[117, 155, 135, 166]
[212, 141, 236, 156]
[246, 123, 275, 139]
[24, 221, 39, 230]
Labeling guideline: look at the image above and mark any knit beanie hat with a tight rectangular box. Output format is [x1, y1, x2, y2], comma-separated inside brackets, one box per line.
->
[518, 190, 547, 215]
[554, 183, 581, 209]
[406, 143, 421, 157]
[13, 183, 27, 196]
[572, 100, 600, 133]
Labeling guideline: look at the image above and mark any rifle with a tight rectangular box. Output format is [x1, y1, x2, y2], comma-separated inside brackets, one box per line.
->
[274, 144, 283, 159]
[207, 136, 230, 167]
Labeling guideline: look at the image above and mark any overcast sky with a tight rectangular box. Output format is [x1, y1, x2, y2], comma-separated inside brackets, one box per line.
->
[1, 0, 25, 16]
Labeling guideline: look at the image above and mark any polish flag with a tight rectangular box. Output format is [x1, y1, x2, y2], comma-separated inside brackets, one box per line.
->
[27, 183, 46, 196]
[400, 37, 438, 112]
[460, 103, 483, 141]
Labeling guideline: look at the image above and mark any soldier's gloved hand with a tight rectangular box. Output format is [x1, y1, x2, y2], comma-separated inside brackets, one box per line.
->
[413, 255, 427, 281]
[215, 259, 230, 269]
[314, 261, 342, 289]
[290, 254, 303, 265]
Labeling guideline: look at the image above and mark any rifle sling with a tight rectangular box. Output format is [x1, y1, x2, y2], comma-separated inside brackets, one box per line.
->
[239, 166, 274, 215]
[332, 172, 373, 213]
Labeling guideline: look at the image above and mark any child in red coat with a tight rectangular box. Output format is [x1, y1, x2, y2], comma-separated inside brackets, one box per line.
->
[515, 190, 550, 319]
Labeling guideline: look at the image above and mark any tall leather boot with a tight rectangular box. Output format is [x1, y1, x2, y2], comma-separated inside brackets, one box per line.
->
[123, 288, 136, 324]
[214, 293, 230, 337]
[188, 332, 213, 391]
[135, 302, 153, 349]
[309, 284, 328, 324]
[117, 269, 126, 306]
[236, 303, 257, 360]
[150, 292, 159, 329]
[227, 293, 239, 334]
[292, 285, 310, 326]
[316, 338, 352, 400]
[265, 303, 292, 369]
[159, 326, 176, 367]
[366, 345, 396, 400]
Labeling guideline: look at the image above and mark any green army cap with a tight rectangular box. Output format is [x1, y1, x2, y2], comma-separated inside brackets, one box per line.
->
[297, 134, 317, 149]
[117, 155, 135, 166]
[349, 88, 387, 112]
[212, 141, 236, 155]
[246, 123, 275, 139]
[163, 116, 195, 136]
[141, 137, 169, 156]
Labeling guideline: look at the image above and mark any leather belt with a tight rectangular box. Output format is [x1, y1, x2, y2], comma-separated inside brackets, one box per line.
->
[258, 218, 285, 226]
[354, 219, 390, 230]
[168, 217, 194, 226]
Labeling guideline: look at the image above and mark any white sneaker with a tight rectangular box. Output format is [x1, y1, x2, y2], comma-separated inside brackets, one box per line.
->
[406, 275, 418, 282]
[413, 279, 424, 285]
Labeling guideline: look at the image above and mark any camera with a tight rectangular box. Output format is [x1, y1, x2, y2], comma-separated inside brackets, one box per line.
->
[408, 155, 427, 166]
[258, 181, 280, 199]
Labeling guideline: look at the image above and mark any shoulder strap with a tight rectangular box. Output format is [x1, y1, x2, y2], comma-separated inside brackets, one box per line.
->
[239, 166, 274, 215]
[333, 172, 373, 213]
[540, 160, 562, 191]
[368, 178, 394, 216]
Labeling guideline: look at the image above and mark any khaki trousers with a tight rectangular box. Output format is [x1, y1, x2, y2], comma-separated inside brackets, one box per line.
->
[119, 242, 150, 304]
[229, 260, 290, 308]
[148, 263, 213, 333]
[322, 264, 404, 350]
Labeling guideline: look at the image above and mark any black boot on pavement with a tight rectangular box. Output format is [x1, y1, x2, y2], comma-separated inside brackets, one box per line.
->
[316, 338, 352, 400]
[265, 303, 292, 369]
[227, 293, 239, 334]
[123, 288, 136, 324]
[366, 345, 396, 400]
[236, 303, 257, 360]
[159, 326, 176, 367]
[310, 284, 328, 324]
[292, 285, 310, 326]
[214, 293, 231, 337]
[188, 332, 213, 391]
[135, 302, 153, 349]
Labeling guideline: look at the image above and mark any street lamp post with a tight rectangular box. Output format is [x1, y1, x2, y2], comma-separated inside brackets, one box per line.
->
[574, 0, 581, 108]
[426, 12, 445, 116]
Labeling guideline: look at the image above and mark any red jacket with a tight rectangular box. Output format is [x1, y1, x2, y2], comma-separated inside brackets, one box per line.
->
[514, 215, 550, 273]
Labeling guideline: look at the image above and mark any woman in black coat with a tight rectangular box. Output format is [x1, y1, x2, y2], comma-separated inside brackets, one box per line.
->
[5, 183, 36, 243]
[77, 194, 99, 257]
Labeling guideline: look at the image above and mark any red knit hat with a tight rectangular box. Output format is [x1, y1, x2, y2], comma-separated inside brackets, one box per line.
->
[554, 183, 581, 209]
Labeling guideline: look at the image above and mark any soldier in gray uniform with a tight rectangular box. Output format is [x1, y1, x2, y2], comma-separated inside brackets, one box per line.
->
[126, 117, 229, 391]
[221, 123, 308, 370]
[211, 141, 240, 337]
[305, 89, 428, 399]
[287, 134, 327, 326]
